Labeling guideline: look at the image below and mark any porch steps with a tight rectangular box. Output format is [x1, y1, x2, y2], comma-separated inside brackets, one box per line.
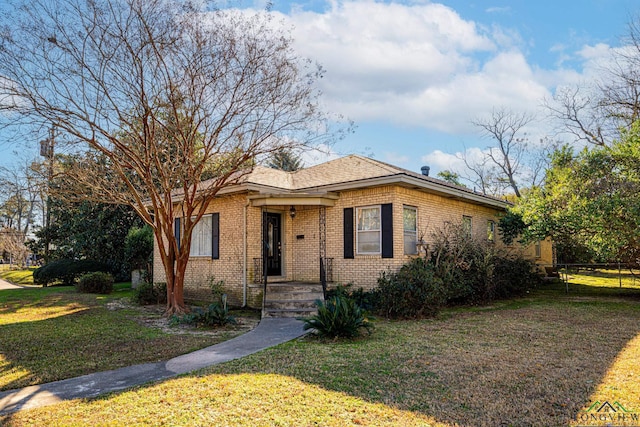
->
[263, 282, 324, 318]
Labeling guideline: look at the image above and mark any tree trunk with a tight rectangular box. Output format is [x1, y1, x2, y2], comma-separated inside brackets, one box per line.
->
[163, 248, 188, 316]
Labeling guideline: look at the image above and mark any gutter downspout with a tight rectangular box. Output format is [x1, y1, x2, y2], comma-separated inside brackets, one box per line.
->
[242, 200, 250, 307]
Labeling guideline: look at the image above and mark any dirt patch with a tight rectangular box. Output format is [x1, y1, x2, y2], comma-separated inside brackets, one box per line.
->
[107, 298, 260, 337]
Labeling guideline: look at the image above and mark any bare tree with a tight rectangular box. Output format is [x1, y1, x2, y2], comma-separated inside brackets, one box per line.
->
[0, 228, 28, 268]
[544, 86, 610, 146]
[0, 158, 43, 236]
[471, 108, 536, 198]
[0, 0, 341, 314]
[457, 150, 507, 196]
[546, 15, 640, 146]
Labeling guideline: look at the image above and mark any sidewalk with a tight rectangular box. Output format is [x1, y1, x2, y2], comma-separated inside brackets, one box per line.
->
[0, 278, 22, 290]
[0, 318, 307, 415]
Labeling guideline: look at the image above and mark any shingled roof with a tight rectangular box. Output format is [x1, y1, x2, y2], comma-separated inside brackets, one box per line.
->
[228, 154, 509, 209]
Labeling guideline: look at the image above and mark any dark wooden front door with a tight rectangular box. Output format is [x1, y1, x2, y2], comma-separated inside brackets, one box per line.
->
[265, 212, 282, 276]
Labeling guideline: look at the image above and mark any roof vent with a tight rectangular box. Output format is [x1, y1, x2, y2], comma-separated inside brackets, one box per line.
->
[420, 166, 430, 176]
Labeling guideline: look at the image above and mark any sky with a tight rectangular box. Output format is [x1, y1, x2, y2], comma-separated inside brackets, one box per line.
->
[1, 0, 639, 182]
[258, 0, 640, 178]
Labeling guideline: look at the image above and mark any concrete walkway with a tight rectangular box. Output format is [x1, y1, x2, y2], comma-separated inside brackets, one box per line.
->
[0, 277, 22, 290]
[0, 318, 307, 415]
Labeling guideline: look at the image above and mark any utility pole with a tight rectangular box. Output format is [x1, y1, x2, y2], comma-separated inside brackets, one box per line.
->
[39, 126, 55, 270]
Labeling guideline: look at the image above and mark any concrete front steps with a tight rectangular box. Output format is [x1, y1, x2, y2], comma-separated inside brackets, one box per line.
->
[263, 282, 324, 318]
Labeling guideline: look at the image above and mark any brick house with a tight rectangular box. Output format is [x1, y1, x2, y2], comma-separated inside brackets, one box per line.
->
[153, 155, 552, 316]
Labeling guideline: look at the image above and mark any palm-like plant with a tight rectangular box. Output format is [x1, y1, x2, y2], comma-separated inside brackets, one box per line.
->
[303, 295, 372, 338]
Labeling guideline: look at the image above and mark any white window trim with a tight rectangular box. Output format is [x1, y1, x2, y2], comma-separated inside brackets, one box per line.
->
[403, 205, 418, 255]
[356, 205, 381, 255]
[190, 214, 213, 257]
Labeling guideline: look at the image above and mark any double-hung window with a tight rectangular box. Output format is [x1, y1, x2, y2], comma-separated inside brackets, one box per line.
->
[356, 206, 381, 254]
[403, 206, 418, 255]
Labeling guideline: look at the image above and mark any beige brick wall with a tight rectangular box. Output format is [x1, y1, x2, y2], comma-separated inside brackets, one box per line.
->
[153, 194, 262, 307]
[321, 186, 512, 290]
[153, 184, 553, 307]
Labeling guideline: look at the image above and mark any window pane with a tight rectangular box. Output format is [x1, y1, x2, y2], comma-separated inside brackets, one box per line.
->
[403, 207, 416, 232]
[487, 221, 495, 242]
[357, 230, 380, 253]
[403, 206, 417, 254]
[404, 232, 417, 254]
[357, 207, 380, 231]
[356, 206, 381, 254]
[190, 215, 212, 256]
[462, 216, 472, 237]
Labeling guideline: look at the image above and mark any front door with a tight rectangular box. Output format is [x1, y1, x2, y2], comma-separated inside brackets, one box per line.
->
[265, 212, 282, 276]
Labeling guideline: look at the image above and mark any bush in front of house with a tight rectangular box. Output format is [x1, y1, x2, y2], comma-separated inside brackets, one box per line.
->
[132, 281, 168, 305]
[429, 224, 496, 305]
[33, 259, 113, 286]
[326, 283, 378, 312]
[491, 255, 539, 299]
[375, 223, 540, 319]
[76, 272, 114, 294]
[303, 295, 373, 339]
[375, 257, 447, 318]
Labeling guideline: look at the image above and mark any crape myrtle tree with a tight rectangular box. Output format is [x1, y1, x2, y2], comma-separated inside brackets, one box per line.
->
[0, 0, 342, 315]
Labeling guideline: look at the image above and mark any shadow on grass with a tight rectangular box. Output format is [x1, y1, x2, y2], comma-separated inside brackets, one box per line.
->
[199, 290, 640, 426]
[0, 287, 78, 317]
[2, 287, 640, 426]
[0, 289, 235, 394]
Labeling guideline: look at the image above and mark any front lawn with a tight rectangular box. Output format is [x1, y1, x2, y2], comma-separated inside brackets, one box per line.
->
[0, 268, 36, 286]
[0, 285, 258, 392]
[2, 278, 639, 426]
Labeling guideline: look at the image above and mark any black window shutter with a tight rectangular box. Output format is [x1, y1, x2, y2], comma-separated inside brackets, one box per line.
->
[174, 217, 181, 251]
[211, 213, 220, 260]
[381, 203, 393, 258]
[343, 208, 354, 259]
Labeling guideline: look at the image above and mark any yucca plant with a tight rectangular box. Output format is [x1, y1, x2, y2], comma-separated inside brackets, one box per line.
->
[303, 295, 373, 339]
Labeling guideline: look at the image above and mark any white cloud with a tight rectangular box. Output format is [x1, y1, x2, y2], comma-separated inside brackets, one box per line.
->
[230, 1, 620, 148]
[486, 7, 511, 14]
[421, 147, 486, 176]
[271, 1, 552, 133]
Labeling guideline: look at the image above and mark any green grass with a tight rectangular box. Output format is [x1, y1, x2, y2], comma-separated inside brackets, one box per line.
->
[2, 272, 639, 426]
[0, 285, 256, 392]
[0, 268, 36, 286]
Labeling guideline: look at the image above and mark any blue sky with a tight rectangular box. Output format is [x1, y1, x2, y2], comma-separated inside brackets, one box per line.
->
[2, 0, 639, 179]
[259, 0, 639, 177]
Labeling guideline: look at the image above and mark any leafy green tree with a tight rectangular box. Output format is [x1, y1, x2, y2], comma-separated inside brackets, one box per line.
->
[436, 170, 466, 187]
[267, 149, 304, 171]
[511, 122, 640, 264]
[124, 225, 154, 272]
[29, 200, 144, 280]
